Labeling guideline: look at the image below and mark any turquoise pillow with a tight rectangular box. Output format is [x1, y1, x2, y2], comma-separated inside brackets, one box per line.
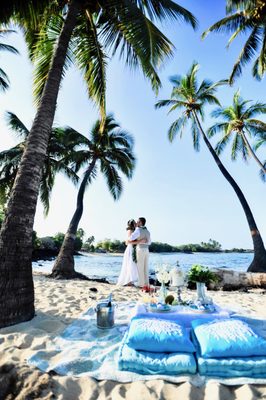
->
[192, 318, 266, 358]
[125, 318, 196, 353]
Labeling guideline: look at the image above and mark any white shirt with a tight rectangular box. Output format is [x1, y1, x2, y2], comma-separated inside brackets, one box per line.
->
[130, 227, 151, 245]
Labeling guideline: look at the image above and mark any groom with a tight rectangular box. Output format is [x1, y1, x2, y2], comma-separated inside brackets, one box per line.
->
[130, 217, 151, 287]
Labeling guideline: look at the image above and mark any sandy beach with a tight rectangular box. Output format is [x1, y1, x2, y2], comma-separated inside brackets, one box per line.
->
[0, 274, 266, 400]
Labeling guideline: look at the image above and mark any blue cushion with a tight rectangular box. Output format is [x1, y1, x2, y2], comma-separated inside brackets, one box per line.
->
[192, 318, 266, 358]
[125, 318, 195, 353]
[119, 332, 197, 375]
[197, 354, 266, 378]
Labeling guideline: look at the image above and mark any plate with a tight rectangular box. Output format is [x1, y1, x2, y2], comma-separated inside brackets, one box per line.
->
[188, 305, 216, 314]
[148, 305, 172, 313]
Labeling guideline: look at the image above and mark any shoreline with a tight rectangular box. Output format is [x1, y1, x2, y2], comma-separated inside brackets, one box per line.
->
[33, 250, 254, 262]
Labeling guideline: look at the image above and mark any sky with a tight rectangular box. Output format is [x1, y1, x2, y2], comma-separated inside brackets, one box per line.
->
[0, 0, 265, 249]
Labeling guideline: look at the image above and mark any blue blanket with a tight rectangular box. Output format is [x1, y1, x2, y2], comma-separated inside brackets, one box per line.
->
[118, 332, 197, 375]
[27, 302, 266, 386]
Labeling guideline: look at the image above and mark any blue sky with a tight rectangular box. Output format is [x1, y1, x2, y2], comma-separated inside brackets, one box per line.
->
[0, 0, 265, 249]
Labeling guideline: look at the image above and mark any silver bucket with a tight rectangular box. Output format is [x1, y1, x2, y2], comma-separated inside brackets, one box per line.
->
[95, 302, 115, 329]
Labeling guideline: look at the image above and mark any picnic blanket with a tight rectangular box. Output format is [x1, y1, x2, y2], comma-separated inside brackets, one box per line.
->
[28, 302, 266, 386]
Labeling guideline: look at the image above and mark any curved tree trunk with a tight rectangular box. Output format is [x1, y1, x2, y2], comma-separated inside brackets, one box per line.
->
[193, 112, 266, 272]
[241, 130, 266, 174]
[51, 158, 97, 279]
[0, 0, 81, 328]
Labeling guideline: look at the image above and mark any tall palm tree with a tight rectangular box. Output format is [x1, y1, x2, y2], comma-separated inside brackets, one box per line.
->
[0, 28, 18, 91]
[202, 0, 266, 83]
[208, 90, 266, 179]
[51, 114, 136, 279]
[0, 1, 196, 327]
[155, 62, 266, 273]
[0, 112, 85, 213]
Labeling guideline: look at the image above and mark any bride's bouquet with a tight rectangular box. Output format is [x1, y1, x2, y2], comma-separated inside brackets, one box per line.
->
[155, 264, 170, 284]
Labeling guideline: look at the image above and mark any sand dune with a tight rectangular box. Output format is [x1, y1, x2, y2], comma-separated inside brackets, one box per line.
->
[0, 274, 265, 399]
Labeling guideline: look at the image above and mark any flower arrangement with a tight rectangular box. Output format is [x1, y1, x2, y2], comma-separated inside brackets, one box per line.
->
[132, 245, 137, 263]
[187, 264, 218, 285]
[155, 264, 171, 284]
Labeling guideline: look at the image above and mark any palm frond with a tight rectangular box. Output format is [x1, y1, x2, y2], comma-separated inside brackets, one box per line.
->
[100, 1, 174, 92]
[252, 27, 266, 80]
[247, 119, 266, 131]
[167, 116, 187, 142]
[191, 119, 200, 151]
[253, 131, 266, 150]
[202, 12, 248, 39]
[5, 112, 29, 138]
[243, 103, 266, 119]
[100, 161, 123, 200]
[0, 67, 9, 92]
[31, 14, 74, 104]
[229, 26, 263, 84]
[259, 161, 266, 182]
[208, 122, 229, 138]
[0, 42, 19, 54]
[135, 0, 197, 28]
[39, 167, 55, 216]
[215, 134, 232, 156]
[74, 13, 107, 119]
[155, 99, 179, 109]
[231, 133, 243, 160]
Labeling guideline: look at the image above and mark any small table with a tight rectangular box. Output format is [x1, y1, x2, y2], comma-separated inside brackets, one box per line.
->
[131, 303, 231, 327]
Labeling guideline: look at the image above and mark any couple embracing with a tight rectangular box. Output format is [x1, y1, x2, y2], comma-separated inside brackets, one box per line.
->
[117, 217, 151, 287]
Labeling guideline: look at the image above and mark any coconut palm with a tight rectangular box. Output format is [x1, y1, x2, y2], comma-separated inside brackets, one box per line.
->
[0, 28, 18, 91]
[155, 62, 266, 272]
[0, 1, 196, 328]
[208, 90, 266, 179]
[202, 0, 266, 83]
[0, 111, 87, 212]
[51, 114, 136, 279]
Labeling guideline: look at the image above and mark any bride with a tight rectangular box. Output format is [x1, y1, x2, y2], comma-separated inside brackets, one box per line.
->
[117, 219, 145, 286]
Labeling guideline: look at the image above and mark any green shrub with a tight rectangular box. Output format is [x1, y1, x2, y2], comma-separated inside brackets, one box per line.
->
[188, 264, 218, 284]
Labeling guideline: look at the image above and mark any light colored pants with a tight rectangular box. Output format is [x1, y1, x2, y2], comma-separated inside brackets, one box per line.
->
[136, 248, 149, 287]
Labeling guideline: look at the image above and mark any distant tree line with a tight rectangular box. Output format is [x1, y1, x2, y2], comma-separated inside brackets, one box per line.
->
[31, 231, 252, 260]
[82, 237, 251, 254]
[32, 229, 85, 260]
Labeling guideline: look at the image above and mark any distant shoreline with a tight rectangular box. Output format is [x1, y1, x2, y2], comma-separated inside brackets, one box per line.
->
[80, 250, 254, 257]
[33, 249, 254, 262]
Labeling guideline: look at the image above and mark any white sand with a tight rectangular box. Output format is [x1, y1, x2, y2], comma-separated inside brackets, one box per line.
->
[0, 274, 265, 399]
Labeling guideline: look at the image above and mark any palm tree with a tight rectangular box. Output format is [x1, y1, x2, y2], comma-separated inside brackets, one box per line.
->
[155, 62, 266, 272]
[0, 1, 197, 327]
[209, 90, 266, 180]
[202, 0, 266, 83]
[0, 28, 18, 91]
[51, 114, 136, 279]
[0, 112, 86, 213]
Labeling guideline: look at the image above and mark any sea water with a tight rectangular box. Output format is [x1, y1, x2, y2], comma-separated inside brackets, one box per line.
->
[33, 252, 253, 283]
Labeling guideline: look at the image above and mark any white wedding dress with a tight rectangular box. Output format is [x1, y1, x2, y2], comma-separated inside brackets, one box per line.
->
[117, 231, 138, 286]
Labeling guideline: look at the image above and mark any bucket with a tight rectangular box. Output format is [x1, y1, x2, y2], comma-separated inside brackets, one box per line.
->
[95, 302, 115, 329]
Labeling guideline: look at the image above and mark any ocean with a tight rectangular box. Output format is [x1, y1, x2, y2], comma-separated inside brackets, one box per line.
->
[33, 251, 253, 283]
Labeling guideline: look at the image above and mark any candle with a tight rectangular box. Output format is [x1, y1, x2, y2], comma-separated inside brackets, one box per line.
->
[171, 268, 184, 287]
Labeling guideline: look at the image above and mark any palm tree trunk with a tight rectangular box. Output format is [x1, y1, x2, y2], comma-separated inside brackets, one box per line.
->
[51, 158, 97, 279]
[193, 112, 266, 272]
[241, 130, 266, 174]
[0, 0, 82, 328]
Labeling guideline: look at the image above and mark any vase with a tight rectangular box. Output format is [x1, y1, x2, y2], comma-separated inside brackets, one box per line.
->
[196, 282, 208, 305]
[158, 282, 168, 303]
